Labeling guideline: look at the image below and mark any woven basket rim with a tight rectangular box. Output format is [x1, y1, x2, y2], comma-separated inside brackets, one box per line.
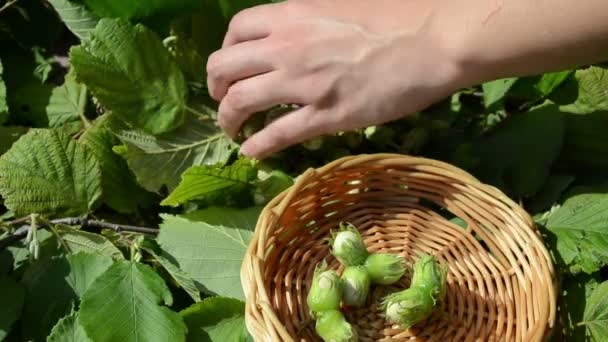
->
[241, 153, 557, 342]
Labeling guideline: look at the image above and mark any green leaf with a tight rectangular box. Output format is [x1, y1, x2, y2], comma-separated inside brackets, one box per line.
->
[562, 111, 608, 170]
[473, 104, 565, 197]
[0, 129, 102, 216]
[558, 273, 599, 341]
[0, 59, 7, 125]
[79, 260, 187, 342]
[180, 297, 248, 342]
[482, 77, 518, 109]
[0, 229, 56, 272]
[79, 0, 201, 24]
[8, 73, 86, 128]
[535, 70, 573, 96]
[162, 159, 257, 207]
[546, 192, 608, 274]
[167, 36, 208, 85]
[55, 225, 124, 259]
[583, 280, 608, 341]
[140, 240, 201, 302]
[526, 174, 575, 213]
[80, 115, 154, 213]
[0, 126, 28, 155]
[0, 251, 10, 277]
[450, 217, 468, 229]
[509, 71, 572, 102]
[47, 311, 92, 342]
[2, 240, 33, 271]
[70, 18, 188, 135]
[559, 65, 608, 114]
[47, 0, 99, 40]
[21, 253, 114, 342]
[2, 49, 82, 126]
[0, 278, 25, 341]
[217, 0, 270, 20]
[112, 115, 236, 193]
[47, 75, 88, 127]
[169, 0, 227, 83]
[0, 45, 48, 87]
[157, 207, 261, 299]
[253, 169, 293, 205]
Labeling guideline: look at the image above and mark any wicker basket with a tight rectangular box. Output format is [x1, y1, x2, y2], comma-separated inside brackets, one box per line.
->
[241, 154, 556, 342]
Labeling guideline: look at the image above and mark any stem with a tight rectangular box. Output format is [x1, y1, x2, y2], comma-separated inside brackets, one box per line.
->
[78, 88, 91, 128]
[0, 217, 158, 250]
[185, 105, 210, 118]
[80, 114, 92, 128]
[0, 0, 19, 14]
[49, 224, 70, 253]
[517, 96, 546, 112]
[130, 243, 137, 261]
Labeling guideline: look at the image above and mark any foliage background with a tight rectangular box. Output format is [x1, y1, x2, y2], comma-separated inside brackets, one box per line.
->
[0, 0, 607, 341]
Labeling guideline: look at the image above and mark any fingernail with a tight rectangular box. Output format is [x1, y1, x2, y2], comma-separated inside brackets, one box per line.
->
[239, 142, 253, 157]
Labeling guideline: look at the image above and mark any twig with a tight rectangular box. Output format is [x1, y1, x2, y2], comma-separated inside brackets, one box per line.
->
[6, 215, 30, 226]
[0, 217, 158, 250]
[0, 0, 19, 15]
[53, 218, 159, 235]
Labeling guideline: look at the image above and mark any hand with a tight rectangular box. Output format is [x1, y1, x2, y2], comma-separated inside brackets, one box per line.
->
[207, 0, 464, 159]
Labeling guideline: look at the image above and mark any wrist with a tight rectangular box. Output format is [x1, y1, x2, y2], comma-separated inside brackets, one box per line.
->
[419, 1, 484, 89]
[394, 0, 476, 93]
[421, 0, 518, 88]
[380, 0, 486, 92]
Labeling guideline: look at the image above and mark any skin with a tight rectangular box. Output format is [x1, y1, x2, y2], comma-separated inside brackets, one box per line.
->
[207, 0, 608, 159]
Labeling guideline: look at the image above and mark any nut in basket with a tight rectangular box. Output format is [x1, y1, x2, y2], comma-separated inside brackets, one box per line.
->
[241, 154, 556, 341]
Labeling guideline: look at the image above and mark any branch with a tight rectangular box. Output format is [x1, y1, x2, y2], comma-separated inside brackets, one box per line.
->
[6, 216, 30, 226]
[0, 217, 159, 250]
[52, 218, 159, 235]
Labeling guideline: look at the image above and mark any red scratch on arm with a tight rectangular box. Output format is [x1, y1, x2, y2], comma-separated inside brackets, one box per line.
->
[482, 3, 503, 25]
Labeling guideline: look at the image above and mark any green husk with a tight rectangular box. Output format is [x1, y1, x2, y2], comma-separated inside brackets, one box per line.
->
[302, 136, 324, 151]
[381, 254, 448, 329]
[315, 310, 357, 342]
[306, 261, 343, 315]
[238, 105, 292, 141]
[411, 254, 448, 303]
[364, 253, 406, 285]
[341, 265, 371, 307]
[329, 222, 369, 266]
[381, 286, 435, 329]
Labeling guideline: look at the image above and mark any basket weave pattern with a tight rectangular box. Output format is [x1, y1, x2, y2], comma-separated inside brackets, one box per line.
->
[241, 154, 556, 341]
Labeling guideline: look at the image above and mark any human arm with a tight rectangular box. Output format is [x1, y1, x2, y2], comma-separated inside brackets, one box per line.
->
[440, 0, 608, 83]
[206, 0, 608, 159]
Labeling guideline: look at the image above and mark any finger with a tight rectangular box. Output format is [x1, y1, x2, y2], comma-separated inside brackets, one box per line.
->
[222, 3, 286, 47]
[207, 39, 275, 101]
[239, 105, 332, 159]
[218, 71, 309, 138]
